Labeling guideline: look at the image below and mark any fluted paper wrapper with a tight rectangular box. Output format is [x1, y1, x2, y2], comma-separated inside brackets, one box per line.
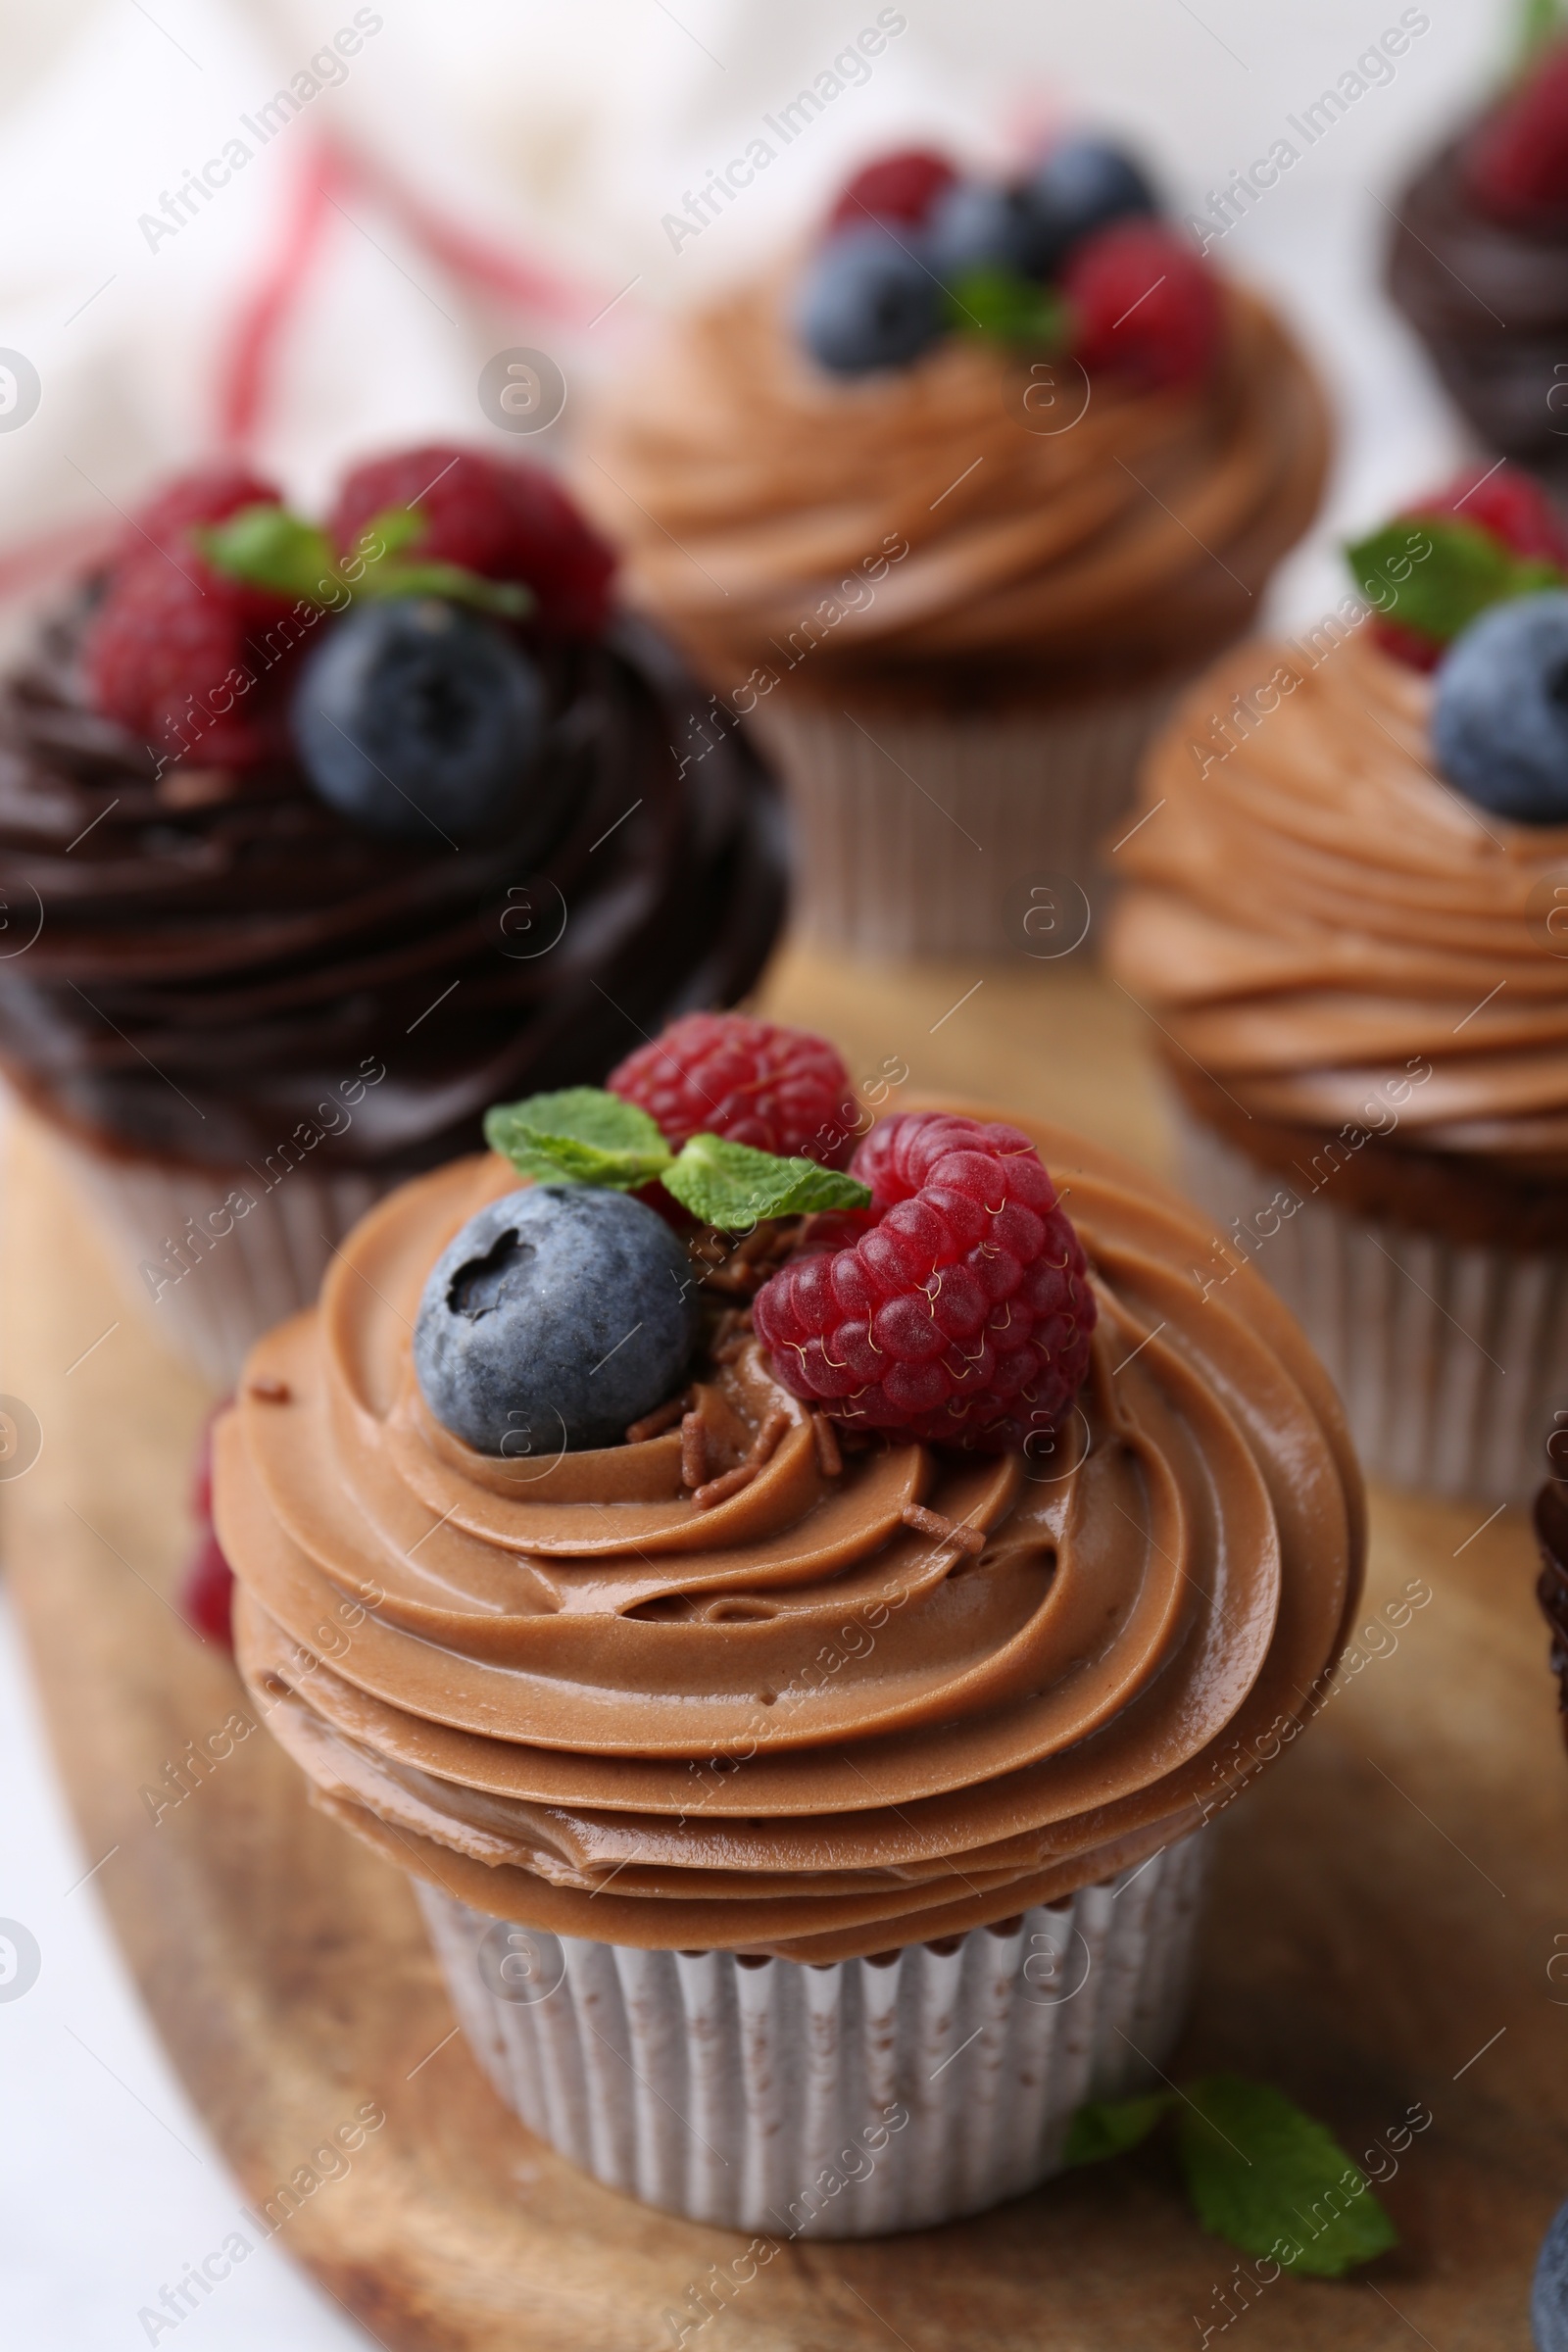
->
[415, 1833, 1209, 2237]
[747, 680, 1176, 959]
[47, 1126, 389, 1388]
[1175, 1109, 1568, 1505]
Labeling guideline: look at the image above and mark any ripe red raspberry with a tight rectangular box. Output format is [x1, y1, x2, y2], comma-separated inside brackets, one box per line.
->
[180, 1405, 235, 1648]
[328, 445, 616, 637]
[1062, 220, 1222, 389]
[609, 1013, 857, 1165]
[1374, 466, 1568, 669]
[85, 544, 303, 765]
[117, 463, 279, 561]
[830, 149, 957, 231]
[1466, 39, 1568, 222]
[753, 1112, 1097, 1451]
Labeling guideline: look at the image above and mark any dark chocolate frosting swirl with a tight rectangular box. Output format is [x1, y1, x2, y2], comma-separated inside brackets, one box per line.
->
[0, 602, 785, 1172]
[1387, 137, 1568, 465]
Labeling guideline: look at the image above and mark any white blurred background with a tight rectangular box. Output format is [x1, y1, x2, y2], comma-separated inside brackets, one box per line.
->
[0, 1, 1517, 2342]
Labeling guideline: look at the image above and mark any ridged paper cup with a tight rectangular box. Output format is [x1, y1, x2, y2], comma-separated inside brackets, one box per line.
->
[46, 1122, 390, 1388]
[745, 678, 1177, 959]
[1174, 1107, 1568, 1505]
[414, 1832, 1209, 2238]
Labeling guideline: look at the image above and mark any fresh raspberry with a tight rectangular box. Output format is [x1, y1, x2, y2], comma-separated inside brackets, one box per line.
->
[85, 544, 303, 766]
[180, 1405, 235, 1649]
[328, 445, 617, 637]
[753, 1111, 1097, 1451]
[609, 1013, 858, 1165]
[1062, 220, 1223, 389]
[830, 149, 957, 231]
[1465, 38, 1568, 223]
[117, 463, 279, 561]
[1374, 466, 1568, 668]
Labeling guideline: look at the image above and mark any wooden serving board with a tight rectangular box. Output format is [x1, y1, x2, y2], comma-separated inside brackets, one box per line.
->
[4, 943, 1567, 2351]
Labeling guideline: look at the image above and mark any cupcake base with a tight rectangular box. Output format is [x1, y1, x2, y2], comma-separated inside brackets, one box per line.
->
[747, 679, 1176, 959]
[415, 1832, 1209, 2238]
[47, 1123, 389, 1388]
[1175, 1109, 1568, 1505]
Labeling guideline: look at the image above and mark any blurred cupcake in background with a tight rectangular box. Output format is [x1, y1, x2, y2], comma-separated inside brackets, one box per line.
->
[1388, 13, 1568, 475]
[0, 448, 785, 1382]
[1107, 465, 1568, 1503]
[579, 130, 1329, 958]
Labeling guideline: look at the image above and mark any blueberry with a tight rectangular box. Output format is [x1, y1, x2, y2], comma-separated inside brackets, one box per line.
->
[1022, 135, 1158, 270]
[795, 222, 945, 375]
[1534, 2197, 1568, 2352]
[293, 597, 548, 846]
[928, 178, 1050, 283]
[414, 1187, 699, 1455]
[1432, 591, 1568, 823]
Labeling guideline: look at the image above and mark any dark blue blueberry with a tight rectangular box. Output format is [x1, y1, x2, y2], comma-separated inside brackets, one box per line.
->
[928, 178, 1050, 283]
[1432, 592, 1568, 824]
[1022, 136, 1158, 271]
[293, 597, 548, 846]
[1534, 2197, 1568, 2352]
[414, 1186, 699, 1455]
[795, 222, 945, 376]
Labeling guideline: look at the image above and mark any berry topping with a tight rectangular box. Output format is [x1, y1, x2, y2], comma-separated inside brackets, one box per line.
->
[795, 223, 946, 377]
[608, 1013, 856, 1165]
[752, 1111, 1096, 1451]
[1534, 2197, 1568, 2352]
[1410, 466, 1568, 570]
[117, 463, 280, 560]
[1431, 591, 1568, 824]
[1023, 134, 1158, 264]
[830, 148, 956, 230]
[292, 597, 551, 846]
[929, 178, 1058, 283]
[328, 447, 616, 638]
[1061, 220, 1222, 388]
[1465, 36, 1568, 223]
[180, 1405, 235, 1648]
[414, 1187, 700, 1454]
[85, 544, 301, 767]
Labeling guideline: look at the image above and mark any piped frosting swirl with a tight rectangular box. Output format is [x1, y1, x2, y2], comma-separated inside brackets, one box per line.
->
[217, 1112, 1362, 1960]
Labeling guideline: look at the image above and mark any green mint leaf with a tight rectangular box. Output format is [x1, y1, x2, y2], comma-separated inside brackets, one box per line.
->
[1516, 0, 1568, 73]
[662, 1134, 871, 1230]
[369, 560, 531, 618]
[946, 266, 1068, 348]
[198, 506, 340, 606]
[1062, 2091, 1173, 2170]
[483, 1088, 672, 1192]
[1175, 2076, 1397, 2278]
[1346, 516, 1563, 647]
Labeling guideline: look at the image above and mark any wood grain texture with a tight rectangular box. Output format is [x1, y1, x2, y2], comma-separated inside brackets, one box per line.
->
[3, 948, 1565, 2351]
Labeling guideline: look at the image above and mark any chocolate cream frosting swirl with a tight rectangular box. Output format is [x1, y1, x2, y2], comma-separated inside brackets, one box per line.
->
[0, 603, 784, 1174]
[1108, 629, 1568, 1180]
[576, 273, 1329, 699]
[217, 1113, 1363, 1962]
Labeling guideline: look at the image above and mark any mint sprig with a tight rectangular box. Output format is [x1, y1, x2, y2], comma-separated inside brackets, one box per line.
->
[199, 503, 532, 619]
[483, 1086, 871, 1229]
[1346, 515, 1562, 647]
[1065, 2074, 1396, 2278]
[945, 265, 1068, 348]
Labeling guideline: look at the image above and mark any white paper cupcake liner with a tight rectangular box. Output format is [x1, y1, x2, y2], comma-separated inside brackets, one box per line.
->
[746, 679, 1177, 959]
[1174, 1108, 1568, 1505]
[414, 1831, 1209, 2237]
[47, 1127, 390, 1388]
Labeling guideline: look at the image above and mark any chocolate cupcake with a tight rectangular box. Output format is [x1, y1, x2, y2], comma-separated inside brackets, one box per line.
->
[1387, 32, 1568, 474]
[1107, 470, 1568, 1502]
[0, 450, 784, 1381]
[579, 136, 1328, 957]
[214, 1015, 1362, 2235]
